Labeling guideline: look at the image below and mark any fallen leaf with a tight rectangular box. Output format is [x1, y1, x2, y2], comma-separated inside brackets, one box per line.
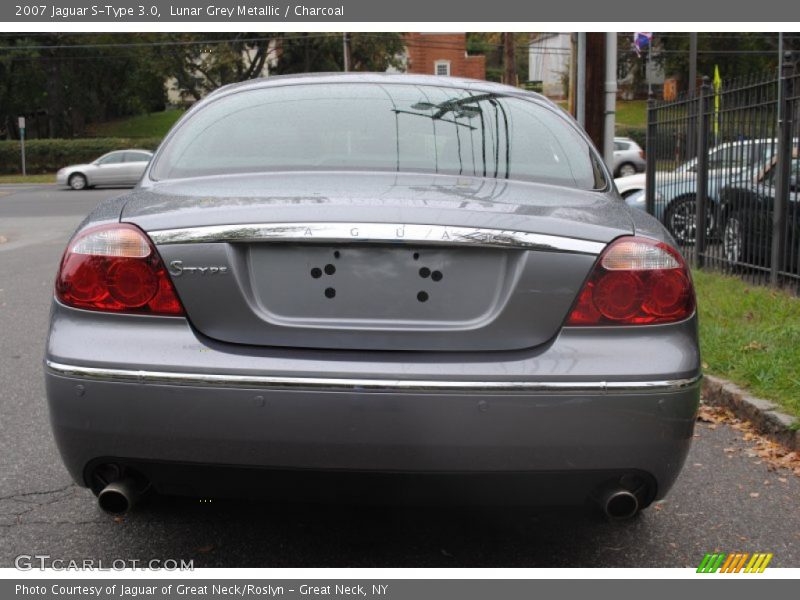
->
[749, 492, 760, 498]
[695, 404, 800, 479]
[742, 341, 768, 351]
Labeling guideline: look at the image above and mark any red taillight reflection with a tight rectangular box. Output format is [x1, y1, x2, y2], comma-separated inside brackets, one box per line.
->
[56, 224, 185, 316]
[566, 236, 694, 326]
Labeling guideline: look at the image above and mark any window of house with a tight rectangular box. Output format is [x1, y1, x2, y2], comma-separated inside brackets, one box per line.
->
[434, 61, 451, 76]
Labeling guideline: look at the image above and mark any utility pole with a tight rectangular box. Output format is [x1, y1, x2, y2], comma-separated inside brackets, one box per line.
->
[343, 32, 350, 72]
[687, 32, 698, 160]
[576, 32, 587, 127]
[18, 116, 26, 177]
[688, 32, 698, 94]
[503, 32, 516, 86]
[603, 32, 617, 169]
[568, 33, 577, 116]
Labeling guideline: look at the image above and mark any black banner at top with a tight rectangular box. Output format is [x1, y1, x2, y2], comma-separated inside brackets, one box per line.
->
[1, 0, 798, 22]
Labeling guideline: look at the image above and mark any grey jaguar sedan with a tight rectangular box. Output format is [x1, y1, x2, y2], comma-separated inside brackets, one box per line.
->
[45, 74, 700, 519]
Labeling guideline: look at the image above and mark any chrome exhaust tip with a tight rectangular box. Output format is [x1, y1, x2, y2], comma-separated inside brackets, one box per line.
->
[592, 481, 643, 521]
[600, 488, 640, 520]
[97, 477, 140, 515]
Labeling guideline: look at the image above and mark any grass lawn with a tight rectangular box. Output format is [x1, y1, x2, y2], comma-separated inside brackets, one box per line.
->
[0, 173, 55, 184]
[694, 269, 800, 418]
[616, 100, 647, 128]
[86, 109, 184, 138]
[555, 99, 646, 128]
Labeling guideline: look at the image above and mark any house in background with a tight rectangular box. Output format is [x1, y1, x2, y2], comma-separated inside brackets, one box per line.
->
[401, 33, 486, 79]
[528, 33, 571, 99]
[528, 33, 666, 101]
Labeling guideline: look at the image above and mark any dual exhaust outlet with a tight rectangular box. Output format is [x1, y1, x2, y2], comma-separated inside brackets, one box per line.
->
[95, 473, 641, 520]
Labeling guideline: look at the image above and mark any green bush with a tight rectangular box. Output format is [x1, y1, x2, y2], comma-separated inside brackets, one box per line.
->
[615, 125, 647, 149]
[0, 137, 162, 175]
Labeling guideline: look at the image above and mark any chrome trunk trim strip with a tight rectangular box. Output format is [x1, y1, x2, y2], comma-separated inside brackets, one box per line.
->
[147, 223, 606, 255]
[46, 360, 701, 395]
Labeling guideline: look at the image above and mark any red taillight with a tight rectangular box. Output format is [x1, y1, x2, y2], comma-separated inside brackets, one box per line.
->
[566, 236, 694, 326]
[56, 223, 185, 316]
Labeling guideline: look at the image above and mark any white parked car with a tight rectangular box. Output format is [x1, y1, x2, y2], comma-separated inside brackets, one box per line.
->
[612, 137, 646, 177]
[615, 172, 646, 198]
[56, 150, 153, 190]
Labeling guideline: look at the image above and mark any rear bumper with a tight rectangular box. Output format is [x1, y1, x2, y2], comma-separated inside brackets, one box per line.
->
[45, 369, 698, 503]
[45, 302, 701, 503]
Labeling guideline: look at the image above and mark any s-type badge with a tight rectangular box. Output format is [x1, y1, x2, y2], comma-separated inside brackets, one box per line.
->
[168, 260, 229, 277]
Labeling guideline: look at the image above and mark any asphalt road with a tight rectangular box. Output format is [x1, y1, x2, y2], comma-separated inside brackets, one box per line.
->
[1, 184, 799, 569]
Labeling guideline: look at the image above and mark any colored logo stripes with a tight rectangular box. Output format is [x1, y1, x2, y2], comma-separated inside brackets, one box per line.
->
[697, 553, 773, 573]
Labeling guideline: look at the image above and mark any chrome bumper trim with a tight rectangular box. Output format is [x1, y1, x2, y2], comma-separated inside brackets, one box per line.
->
[147, 223, 606, 255]
[45, 360, 701, 395]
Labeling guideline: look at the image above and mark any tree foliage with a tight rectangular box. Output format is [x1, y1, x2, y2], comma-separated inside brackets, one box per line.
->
[651, 33, 800, 83]
[466, 33, 529, 84]
[155, 33, 273, 102]
[271, 33, 405, 75]
[0, 32, 406, 139]
[0, 34, 167, 139]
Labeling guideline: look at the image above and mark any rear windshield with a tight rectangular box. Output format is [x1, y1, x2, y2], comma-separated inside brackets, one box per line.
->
[151, 82, 607, 190]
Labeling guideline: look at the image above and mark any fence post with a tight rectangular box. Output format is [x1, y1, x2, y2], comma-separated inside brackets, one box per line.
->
[770, 52, 794, 286]
[694, 77, 711, 268]
[645, 90, 657, 216]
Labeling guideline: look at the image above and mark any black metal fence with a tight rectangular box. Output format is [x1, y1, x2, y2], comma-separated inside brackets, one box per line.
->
[644, 54, 800, 293]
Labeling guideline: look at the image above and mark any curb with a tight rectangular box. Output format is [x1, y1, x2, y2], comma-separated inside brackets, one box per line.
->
[702, 374, 800, 451]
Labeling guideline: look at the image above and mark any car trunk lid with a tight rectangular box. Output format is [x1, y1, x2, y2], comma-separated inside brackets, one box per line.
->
[123, 172, 632, 351]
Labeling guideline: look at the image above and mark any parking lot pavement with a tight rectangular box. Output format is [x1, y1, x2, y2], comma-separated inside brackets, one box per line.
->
[1, 186, 799, 568]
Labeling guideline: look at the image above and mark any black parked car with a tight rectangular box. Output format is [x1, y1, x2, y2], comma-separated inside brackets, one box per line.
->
[719, 153, 800, 271]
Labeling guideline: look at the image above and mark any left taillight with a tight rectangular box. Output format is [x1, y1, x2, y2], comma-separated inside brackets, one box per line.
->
[55, 223, 185, 316]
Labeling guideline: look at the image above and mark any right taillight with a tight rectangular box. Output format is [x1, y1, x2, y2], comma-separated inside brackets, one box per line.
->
[566, 236, 695, 326]
[55, 223, 185, 316]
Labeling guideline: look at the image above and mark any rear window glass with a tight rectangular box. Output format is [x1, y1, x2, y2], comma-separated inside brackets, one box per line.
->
[152, 83, 606, 190]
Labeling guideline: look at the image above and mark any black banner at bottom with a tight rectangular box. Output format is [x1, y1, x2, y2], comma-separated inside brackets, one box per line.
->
[3, 579, 792, 600]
